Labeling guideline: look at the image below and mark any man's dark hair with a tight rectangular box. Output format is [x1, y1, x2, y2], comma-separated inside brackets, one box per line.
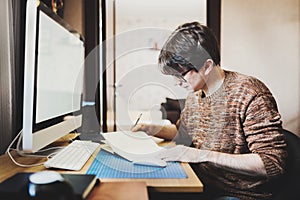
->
[158, 22, 220, 76]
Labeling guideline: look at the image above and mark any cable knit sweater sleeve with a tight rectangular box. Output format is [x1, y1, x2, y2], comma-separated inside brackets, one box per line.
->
[242, 79, 287, 179]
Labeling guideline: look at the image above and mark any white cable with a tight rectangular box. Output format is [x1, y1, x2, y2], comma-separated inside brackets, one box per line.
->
[6, 129, 46, 167]
[6, 148, 45, 167]
[6, 130, 62, 167]
[5, 129, 22, 154]
[6, 130, 74, 167]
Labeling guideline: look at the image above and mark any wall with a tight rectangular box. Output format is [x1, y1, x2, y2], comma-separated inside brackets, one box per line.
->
[63, 0, 84, 37]
[221, 0, 300, 135]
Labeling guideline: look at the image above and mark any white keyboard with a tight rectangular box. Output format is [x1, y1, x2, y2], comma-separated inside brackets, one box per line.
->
[44, 140, 99, 170]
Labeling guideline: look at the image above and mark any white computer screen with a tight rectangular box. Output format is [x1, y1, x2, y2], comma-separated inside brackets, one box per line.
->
[23, 0, 84, 152]
[35, 12, 84, 123]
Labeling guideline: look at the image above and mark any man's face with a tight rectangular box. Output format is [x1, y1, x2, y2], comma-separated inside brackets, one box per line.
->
[175, 67, 206, 92]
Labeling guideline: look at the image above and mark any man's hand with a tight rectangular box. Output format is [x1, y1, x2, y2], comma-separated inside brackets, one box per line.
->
[131, 124, 177, 140]
[157, 145, 209, 163]
[131, 123, 163, 136]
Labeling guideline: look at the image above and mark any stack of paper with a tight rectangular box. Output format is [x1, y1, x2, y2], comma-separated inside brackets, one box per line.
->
[101, 131, 165, 166]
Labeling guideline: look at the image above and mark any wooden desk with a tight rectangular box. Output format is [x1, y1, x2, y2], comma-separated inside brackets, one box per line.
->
[0, 135, 203, 194]
[86, 181, 149, 200]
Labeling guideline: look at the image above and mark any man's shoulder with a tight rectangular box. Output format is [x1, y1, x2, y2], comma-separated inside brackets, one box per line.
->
[225, 70, 271, 95]
[225, 70, 260, 84]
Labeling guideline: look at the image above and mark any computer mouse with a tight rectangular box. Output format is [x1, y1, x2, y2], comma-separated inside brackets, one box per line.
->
[29, 171, 64, 184]
[133, 158, 167, 167]
[28, 171, 75, 200]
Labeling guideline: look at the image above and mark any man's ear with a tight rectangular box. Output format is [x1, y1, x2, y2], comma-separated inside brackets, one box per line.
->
[203, 59, 214, 76]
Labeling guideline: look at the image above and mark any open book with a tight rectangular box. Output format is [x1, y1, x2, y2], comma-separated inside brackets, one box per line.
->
[101, 131, 167, 167]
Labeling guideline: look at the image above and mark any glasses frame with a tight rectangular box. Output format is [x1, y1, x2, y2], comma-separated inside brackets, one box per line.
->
[174, 68, 194, 83]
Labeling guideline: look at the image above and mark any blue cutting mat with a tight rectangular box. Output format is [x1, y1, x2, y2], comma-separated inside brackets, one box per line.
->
[86, 150, 187, 179]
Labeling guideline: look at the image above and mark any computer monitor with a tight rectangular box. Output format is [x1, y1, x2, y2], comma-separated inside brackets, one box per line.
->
[22, 0, 84, 153]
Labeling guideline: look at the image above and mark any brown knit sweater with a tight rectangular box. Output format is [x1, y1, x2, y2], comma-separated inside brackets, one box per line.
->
[176, 70, 287, 200]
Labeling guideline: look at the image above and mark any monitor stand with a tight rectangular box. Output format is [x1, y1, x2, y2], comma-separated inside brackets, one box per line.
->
[78, 104, 104, 143]
[78, 132, 104, 143]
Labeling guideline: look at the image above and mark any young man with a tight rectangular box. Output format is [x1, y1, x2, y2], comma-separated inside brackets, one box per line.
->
[132, 22, 287, 199]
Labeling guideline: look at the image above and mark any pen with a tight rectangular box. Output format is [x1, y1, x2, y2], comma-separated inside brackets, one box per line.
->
[132, 113, 142, 128]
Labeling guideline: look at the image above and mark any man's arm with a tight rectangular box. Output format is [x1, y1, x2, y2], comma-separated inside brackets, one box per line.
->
[158, 145, 267, 177]
[204, 150, 267, 176]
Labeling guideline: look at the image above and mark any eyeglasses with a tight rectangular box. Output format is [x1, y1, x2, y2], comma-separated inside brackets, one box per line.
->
[174, 68, 194, 83]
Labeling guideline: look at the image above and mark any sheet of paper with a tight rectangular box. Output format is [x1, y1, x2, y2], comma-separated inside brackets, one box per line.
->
[102, 131, 163, 161]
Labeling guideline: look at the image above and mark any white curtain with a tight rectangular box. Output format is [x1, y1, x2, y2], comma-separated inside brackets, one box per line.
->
[0, 0, 16, 154]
